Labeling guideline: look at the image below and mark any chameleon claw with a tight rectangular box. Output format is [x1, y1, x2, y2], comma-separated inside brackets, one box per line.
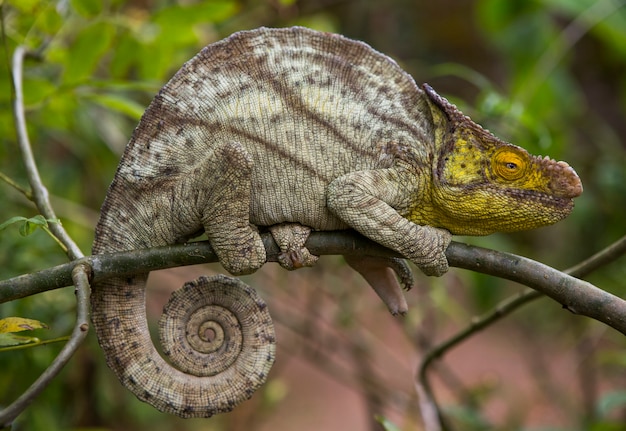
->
[270, 223, 319, 271]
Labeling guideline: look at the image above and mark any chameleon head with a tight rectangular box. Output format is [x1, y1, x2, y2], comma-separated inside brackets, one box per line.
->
[417, 84, 583, 236]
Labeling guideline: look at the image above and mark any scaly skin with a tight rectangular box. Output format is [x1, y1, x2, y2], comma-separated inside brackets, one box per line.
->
[407, 84, 582, 234]
[91, 27, 582, 418]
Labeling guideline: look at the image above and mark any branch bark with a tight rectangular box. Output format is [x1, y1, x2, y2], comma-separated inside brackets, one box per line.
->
[1, 231, 625, 334]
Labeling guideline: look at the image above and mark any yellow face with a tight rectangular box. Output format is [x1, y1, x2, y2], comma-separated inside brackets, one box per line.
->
[407, 128, 583, 236]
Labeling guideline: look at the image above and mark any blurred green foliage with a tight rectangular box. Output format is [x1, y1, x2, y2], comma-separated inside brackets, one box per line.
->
[1, 0, 625, 430]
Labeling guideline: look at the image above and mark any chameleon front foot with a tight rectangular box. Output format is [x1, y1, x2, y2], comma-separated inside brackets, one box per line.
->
[159, 275, 275, 416]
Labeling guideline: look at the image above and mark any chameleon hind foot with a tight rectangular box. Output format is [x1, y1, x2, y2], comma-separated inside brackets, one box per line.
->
[269, 223, 319, 270]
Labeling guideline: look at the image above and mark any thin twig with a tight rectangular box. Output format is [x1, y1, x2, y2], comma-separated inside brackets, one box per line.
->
[0, 335, 71, 353]
[418, 288, 542, 383]
[40, 225, 69, 254]
[0, 171, 31, 198]
[0, 46, 88, 427]
[10, 46, 82, 260]
[416, 288, 542, 430]
[416, 233, 626, 429]
[415, 382, 443, 431]
[567, 234, 626, 278]
[0, 264, 91, 427]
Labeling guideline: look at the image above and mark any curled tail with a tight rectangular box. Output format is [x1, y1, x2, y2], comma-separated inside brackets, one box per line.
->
[90, 273, 275, 417]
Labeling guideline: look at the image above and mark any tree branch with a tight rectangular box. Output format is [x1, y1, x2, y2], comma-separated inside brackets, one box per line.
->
[1, 232, 625, 334]
[444, 240, 626, 332]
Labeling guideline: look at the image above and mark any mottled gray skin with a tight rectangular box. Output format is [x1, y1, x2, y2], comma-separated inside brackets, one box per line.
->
[94, 27, 450, 273]
[91, 26, 581, 418]
[92, 26, 450, 418]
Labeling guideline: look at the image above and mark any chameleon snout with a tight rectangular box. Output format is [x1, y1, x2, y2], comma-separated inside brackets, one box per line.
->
[535, 155, 583, 199]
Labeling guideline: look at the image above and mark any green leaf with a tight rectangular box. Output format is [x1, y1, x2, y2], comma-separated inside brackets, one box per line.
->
[70, 0, 103, 18]
[86, 93, 146, 120]
[590, 422, 626, 431]
[134, 1, 239, 80]
[0, 318, 49, 348]
[153, 1, 239, 31]
[37, 2, 64, 36]
[0, 215, 60, 237]
[597, 390, 626, 418]
[0, 333, 40, 348]
[109, 33, 142, 79]
[63, 21, 116, 84]
[7, 0, 41, 13]
[19, 220, 37, 236]
[375, 415, 402, 431]
[19, 215, 48, 236]
[0, 317, 49, 334]
[0, 216, 29, 232]
[22, 77, 58, 106]
[443, 404, 492, 430]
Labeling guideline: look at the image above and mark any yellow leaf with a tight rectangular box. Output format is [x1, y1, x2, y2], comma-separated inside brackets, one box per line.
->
[0, 317, 49, 334]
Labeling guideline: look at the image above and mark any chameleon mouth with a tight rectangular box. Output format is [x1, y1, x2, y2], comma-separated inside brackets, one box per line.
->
[504, 186, 575, 212]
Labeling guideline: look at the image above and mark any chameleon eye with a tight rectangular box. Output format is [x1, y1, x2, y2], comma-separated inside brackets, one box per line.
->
[493, 149, 527, 181]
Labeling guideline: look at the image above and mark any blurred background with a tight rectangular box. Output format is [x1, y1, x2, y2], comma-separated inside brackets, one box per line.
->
[1, 0, 626, 430]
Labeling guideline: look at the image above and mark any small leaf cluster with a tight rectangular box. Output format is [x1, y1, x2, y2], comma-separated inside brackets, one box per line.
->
[0, 215, 59, 238]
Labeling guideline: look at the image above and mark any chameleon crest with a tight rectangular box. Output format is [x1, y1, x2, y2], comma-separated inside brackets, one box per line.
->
[91, 27, 581, 417]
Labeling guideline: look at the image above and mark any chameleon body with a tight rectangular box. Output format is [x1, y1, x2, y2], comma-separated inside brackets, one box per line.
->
[92, 27, 582, 417]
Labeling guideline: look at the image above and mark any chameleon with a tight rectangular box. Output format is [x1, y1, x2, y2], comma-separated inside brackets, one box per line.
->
[91, 26, 582, 418]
